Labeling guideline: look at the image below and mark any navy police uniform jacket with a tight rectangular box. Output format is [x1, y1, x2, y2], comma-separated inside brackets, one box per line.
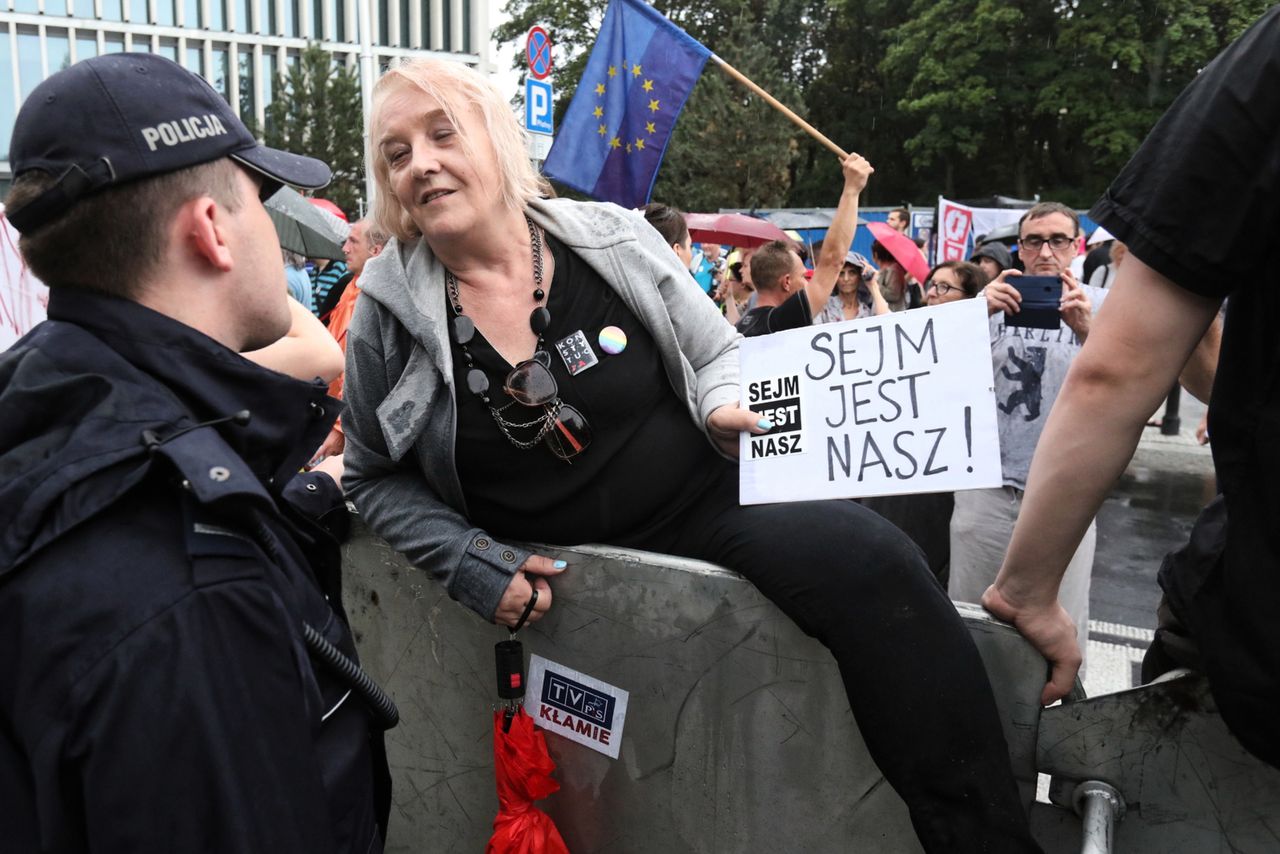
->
[0, 289, 390, 852]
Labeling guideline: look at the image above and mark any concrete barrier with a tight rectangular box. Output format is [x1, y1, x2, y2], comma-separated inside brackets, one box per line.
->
[343, 521, 1048, 853]
[342, 521, 1280, 852]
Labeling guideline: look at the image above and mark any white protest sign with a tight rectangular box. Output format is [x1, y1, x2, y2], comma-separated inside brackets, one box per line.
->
[527, 655, 629, 759]
[738, 298, 1001, 504]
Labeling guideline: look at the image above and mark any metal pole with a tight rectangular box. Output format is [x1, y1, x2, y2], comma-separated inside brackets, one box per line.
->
[1074, 780, 1125, 854]
[358, 0, 376, 208]
[1161, 383, 1182, 436]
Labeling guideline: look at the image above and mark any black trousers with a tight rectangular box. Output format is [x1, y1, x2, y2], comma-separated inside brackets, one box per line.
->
[618, 464, 1040, 853]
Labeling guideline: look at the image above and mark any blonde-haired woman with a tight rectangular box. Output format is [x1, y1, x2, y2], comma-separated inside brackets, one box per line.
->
[341, 58, 1038, 853]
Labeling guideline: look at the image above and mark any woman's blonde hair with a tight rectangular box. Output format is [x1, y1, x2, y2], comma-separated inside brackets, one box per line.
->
[369, 59, 545, 243]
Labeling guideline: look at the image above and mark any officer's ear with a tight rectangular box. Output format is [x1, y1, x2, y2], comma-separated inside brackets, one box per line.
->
[178, 195, 234, 274]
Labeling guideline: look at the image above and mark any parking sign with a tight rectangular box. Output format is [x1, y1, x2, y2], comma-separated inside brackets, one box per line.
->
[525, 78, 553, 136]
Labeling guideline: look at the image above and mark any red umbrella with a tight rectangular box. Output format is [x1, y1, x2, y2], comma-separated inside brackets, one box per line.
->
[487, 706, 569, 854]
[685, 212, 790, 248]
[307, 197, 348, 222]
[867, 221, 930, 284]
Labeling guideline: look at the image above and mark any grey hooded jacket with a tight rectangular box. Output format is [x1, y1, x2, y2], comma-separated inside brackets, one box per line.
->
[342, 197, 741, 621]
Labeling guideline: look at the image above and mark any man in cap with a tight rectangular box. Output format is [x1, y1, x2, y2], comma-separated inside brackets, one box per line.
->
[0, 54, 391, 851]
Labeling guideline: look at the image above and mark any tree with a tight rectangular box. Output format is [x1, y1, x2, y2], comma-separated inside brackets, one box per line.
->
[789, 0, 922, 208]
[651, 15, 802, 210]
[882, 0, 1269, 205]
[497, 0, 1272, 209]
[258, 44, 366, 218]
[496, 0, 822, 209]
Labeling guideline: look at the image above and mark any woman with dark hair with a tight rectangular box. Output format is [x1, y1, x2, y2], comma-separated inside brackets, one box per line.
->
[870, 240, 921, 311]
[642, 201, 694, 270]
[923, 260, 988, 306]
[340, 58, 1040, 853]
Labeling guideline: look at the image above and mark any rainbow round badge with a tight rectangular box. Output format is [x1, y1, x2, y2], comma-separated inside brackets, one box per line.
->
[598, 325, 628, 355]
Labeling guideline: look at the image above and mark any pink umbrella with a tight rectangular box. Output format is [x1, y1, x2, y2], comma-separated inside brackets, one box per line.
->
[867, 221, 930, 284]
[685, 213, 790, 249]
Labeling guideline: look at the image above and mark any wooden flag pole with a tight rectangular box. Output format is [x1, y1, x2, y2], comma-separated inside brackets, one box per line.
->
[710, 55, 850, 161]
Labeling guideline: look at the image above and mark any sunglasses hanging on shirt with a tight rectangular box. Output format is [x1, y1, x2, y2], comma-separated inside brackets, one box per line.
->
[446, 216, 592, 462]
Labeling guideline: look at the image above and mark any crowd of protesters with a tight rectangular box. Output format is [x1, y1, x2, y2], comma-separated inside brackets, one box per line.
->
[2, 4, 1278, 851]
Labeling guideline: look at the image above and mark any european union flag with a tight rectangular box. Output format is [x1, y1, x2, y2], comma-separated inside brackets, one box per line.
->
[542, 0, 710, 208]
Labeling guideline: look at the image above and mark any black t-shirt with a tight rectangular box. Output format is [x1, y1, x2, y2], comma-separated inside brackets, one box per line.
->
[318, 271, 353, 321]
[1090, 5, 1280, 767]
[451, 235, 720, 545]
[734, 290, 812, 337]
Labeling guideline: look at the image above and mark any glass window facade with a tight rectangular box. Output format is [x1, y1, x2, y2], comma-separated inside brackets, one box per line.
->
[155, 0, 175, 27]
[208, 0, 225, 31]
[47, 28, 72, 73]
[0, 32, 15, 153]
[261, 48, 275, 127]
[212, 43, 228, 101]
[237, 46, 252, 119]
[17, 31, 42, 102]
[0, 0, 483, 171]
[75, 33, 96, 60]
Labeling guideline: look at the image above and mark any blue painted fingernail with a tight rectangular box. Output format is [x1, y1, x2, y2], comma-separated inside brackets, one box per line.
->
[757, 418, 774, 430]
[553, 560, 567, 569]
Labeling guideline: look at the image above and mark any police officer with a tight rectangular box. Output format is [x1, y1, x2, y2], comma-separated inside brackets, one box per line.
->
[0, 54, 392, 851]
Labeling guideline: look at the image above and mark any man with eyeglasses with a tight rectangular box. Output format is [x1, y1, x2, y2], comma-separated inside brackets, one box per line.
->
[948, 202, 1107, 675]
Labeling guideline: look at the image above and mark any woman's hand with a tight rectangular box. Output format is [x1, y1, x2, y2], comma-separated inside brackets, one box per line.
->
[494, 555, 567, 628]
[707, 403, 775, 459]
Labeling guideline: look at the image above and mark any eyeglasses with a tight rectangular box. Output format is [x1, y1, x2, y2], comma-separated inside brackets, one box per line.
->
[499, 358, 593, 462]
[1019, 234, 1075, 253]
[925, 279, 958, 296]
[454, 325, 593, 462]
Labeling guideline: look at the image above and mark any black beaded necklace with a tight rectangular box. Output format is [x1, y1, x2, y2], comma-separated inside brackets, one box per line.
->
[446, 215, 558, 449]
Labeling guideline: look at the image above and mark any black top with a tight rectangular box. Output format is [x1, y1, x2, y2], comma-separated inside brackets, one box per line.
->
[451, 234, 720, 545]
[1090, 5, 1280, 768]
[735, 290, 812, 337]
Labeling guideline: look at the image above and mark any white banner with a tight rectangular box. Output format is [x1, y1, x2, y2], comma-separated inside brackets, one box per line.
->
[936, 197, 1025, 262]
[0, 209, 47, 352]
[738, 299, 1002, 504]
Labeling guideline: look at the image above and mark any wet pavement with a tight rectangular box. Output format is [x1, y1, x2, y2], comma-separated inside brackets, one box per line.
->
[1085, 395, 1214, 695]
